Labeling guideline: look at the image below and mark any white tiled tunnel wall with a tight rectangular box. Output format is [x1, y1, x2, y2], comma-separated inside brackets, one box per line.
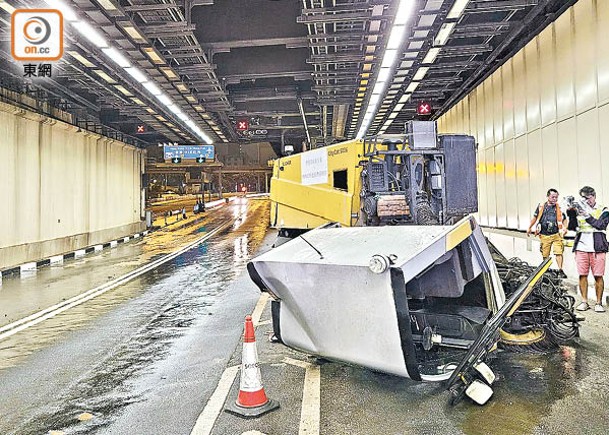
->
[438, 0, 609, 232]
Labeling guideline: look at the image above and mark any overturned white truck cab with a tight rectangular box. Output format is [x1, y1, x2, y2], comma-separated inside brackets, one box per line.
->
[247, 216, 551, 405]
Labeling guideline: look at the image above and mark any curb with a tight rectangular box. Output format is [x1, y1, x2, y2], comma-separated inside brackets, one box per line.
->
[0, 196, 241, 285]
[0, 229, 151, 283]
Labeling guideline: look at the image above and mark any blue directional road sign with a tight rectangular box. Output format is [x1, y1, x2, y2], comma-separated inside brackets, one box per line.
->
[163, 145, 215, 160]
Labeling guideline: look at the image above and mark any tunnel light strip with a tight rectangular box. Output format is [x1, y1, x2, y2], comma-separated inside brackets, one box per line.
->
[357, 0, 415, 139]
[0, 1, 16, 13]
[447, 0, 469, 19]
[353, 0, 471, 138]
[43, 0, 213, 144]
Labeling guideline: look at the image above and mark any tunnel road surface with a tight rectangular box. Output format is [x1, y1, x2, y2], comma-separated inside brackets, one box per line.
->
[0, 197, 270, 435]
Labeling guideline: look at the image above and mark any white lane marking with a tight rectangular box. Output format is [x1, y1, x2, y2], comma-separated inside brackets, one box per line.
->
[284, 358, 321, 435]
[0, 221, 234, 342]
[242, 431, 268, 435]
[257, 319, 272, 326]
[190, 365, 239, 435]
[251, 293, 270, 326]
[190, 292, 269, 434]
[299, 364, 320, 435]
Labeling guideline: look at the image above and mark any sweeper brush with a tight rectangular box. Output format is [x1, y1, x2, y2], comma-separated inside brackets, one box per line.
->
[487, 242, 580, 352]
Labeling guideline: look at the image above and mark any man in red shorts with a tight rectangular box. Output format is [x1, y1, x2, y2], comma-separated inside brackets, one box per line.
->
[573, 186, 609, 312]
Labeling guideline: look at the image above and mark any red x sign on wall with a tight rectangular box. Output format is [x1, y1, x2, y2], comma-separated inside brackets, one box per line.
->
[236, 119, 249, 131]
[416, 102, 431, 116]
[136, 125, 146, 134]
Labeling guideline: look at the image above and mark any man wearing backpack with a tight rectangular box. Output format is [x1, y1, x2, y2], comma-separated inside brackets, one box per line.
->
[527, 188, 568, 278]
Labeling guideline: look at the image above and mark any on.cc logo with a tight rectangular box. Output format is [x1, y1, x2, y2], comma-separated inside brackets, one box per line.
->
[23, 16, 51, 45]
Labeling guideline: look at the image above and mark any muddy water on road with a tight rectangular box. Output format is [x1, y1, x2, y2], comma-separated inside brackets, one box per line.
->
[454, 346, 583, 434]
[0, 198, 270, 434]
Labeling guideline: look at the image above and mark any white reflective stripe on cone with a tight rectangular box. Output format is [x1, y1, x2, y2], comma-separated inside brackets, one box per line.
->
[240, 342, 263, 392]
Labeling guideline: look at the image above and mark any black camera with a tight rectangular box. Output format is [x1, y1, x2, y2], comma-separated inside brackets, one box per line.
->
[565, 195, 588, 214]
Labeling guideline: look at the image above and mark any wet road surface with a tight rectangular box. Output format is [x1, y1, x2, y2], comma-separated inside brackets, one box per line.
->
[0, 198, 271, 434]
[3, 199, 609, 434]
[214, 298, 609, 435]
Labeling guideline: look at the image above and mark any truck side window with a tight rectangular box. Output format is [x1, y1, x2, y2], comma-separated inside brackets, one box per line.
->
[333, 169, 348, 190]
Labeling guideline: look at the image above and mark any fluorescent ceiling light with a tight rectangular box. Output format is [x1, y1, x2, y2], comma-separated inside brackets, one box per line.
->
[143, 81, 162, 96]
[388, 113, 398, 120]
[168, 105, 182, 115]
[68, 51, 95, 67]
[176, 83, 189, 93]
[161, 67, 178, 79]
[394, 0, 416, 25]
[399, 94, 411, 104]
[114, 85, 132, 96]
[93, 70, 116, 83]
[156, 94, 172, 107]
[406, 82, 419, 93]
[369, 94, 381, 107]
[47, 1, 78, 21]
[422, 47, 441, 64]
[447, 0, 469, 19]
[97, 0, 117, 11]
[376, 68, 393, 84]
[0, 1, 16, 13]
[413, 67, 429, 81]
[386, 25, 406, 50]
[123, 25, 146, 43]
[73, 21, 108, 48]
[102, 47, 131, 68]
[394, 103, 405, 112]
[131, 98, 145, 106]
[186, 96, 197, 102]
[145, 108, 155, 114]
[435, 22, 456, 46]
[143, 47, 164, 64]
[125, 67, 147, 83]
[356, 0, 417, 139]
[381, 50, 399, 68]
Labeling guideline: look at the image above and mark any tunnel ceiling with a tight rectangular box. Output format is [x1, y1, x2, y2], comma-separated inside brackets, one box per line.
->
[0, 0, 577, 151]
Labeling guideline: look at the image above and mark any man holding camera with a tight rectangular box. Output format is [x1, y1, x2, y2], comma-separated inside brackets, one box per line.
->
[527, 188, 568, 278]
[572, 186, 609, 312]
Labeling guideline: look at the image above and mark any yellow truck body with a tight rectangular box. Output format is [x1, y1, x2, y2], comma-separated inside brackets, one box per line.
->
[270, 139, 364, 231]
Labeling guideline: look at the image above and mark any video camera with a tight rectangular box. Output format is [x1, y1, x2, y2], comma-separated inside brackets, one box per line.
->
[565, 195, 591, 215]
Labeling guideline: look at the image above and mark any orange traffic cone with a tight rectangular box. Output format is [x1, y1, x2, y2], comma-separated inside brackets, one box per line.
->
[225, 315, 279, 417]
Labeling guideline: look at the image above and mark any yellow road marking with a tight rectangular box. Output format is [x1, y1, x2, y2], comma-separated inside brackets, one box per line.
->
[251, 293, 270, 326]
[77, 412, 93, 421]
